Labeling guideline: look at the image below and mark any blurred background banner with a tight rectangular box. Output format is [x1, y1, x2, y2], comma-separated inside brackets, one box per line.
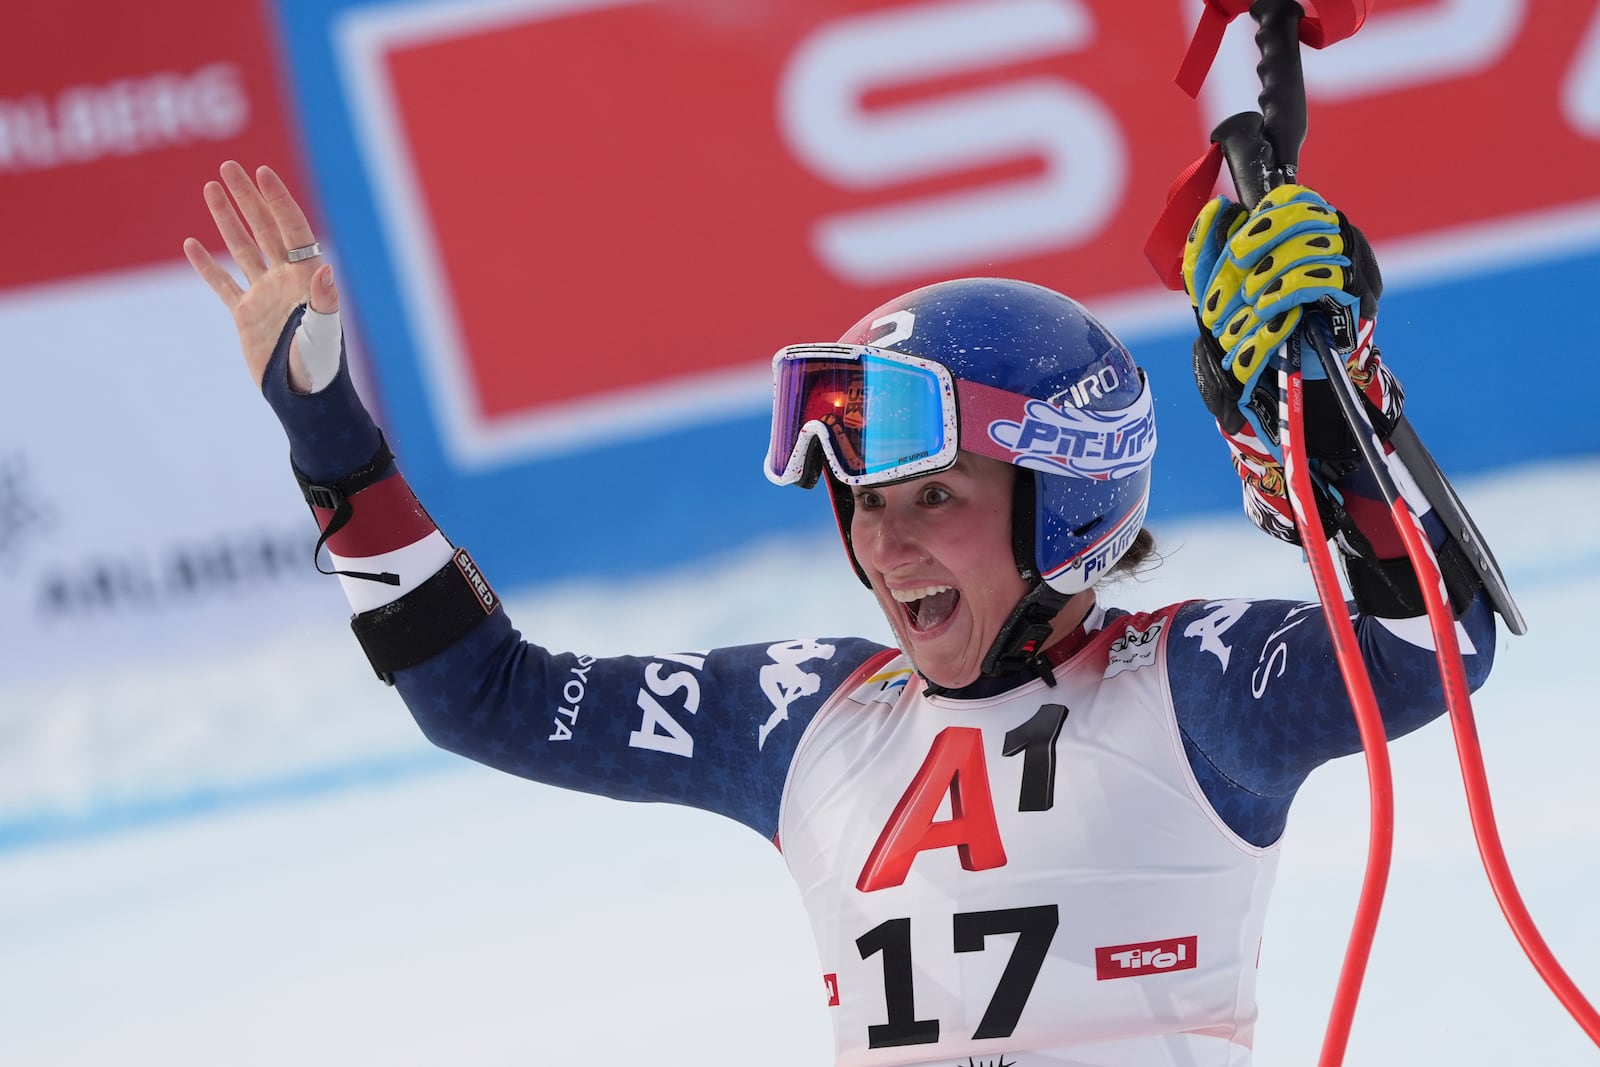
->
[0, 0, 341, 690]
[2, 9, 1599, 1058]
[0, 2, 307, 288]
[268, 0, 1600, 592]
[2, 0, 1598, 834]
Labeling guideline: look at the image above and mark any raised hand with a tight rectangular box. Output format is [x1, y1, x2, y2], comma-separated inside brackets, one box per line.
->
[1183, 184, 1379, 397]
[184, 161, 339, 391]
[1179, 183, 1398, 546]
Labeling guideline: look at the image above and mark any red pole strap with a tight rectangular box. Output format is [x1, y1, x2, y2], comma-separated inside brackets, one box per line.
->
[1145, 142, 1224, 292]
[1173, 0, 1371, 98]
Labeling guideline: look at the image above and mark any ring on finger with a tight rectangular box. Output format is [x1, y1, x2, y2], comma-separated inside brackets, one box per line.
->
[285, 242, 323, 263]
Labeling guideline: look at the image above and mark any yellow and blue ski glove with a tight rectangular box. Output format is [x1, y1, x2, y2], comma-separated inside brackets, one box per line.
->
[1183, 183, 1378, 394]
[1180, 185, 1397, 546]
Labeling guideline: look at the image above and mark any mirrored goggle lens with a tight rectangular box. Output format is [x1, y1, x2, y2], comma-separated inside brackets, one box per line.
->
[766, 346, 955, 486]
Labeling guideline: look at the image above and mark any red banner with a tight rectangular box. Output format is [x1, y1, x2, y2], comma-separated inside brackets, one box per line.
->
[348, 0, 1600, 446]
[364, 0, 1202, 428]
[1217, 0, 1600, 235]
[0, 0, 308, 290]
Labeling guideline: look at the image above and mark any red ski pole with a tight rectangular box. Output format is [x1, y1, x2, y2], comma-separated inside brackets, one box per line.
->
[1191, 4, 1396, 1060]
[1180, 0, 1598, 1054]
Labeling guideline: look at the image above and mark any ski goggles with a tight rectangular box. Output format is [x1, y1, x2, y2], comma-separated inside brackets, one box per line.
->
[765, 343, 1156, 488]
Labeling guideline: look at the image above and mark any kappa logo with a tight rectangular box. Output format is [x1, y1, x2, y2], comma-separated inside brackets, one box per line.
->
[1183, 599, 1250, 671]
[1105, 618, 1163, 678]
[757, 639, 836, 750]
[1095, 936, 1198, 980]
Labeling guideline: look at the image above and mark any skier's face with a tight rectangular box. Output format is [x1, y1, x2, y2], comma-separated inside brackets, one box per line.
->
[849, 452, 1032, 689]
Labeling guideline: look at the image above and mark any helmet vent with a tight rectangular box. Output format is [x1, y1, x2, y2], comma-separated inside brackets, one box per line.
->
[1072, 517, 1104, 538]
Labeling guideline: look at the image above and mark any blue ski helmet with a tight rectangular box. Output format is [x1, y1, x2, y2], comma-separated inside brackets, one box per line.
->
[787, 277, 1155, 598]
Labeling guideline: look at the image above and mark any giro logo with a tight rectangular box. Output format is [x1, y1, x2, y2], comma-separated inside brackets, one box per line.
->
[1095, 936, 1197, 980]
[1053, 362, 1122, 409]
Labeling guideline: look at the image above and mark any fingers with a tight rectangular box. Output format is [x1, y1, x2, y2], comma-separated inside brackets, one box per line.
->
[220, 159, 288, 267]
[256, 165, 319, 257]
[182, 237, 244, 306]
[1224, 191, 1342, 271]
[203, 177, 267, 282]
[1219, 304, 1302, 389]
[306, 264, 341, 315]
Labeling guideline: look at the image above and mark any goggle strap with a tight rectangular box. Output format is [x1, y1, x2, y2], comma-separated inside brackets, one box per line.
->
[953, 378, 1037, 466]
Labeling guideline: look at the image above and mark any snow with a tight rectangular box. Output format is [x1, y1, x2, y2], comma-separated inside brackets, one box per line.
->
[1, 456, 1597, 1065]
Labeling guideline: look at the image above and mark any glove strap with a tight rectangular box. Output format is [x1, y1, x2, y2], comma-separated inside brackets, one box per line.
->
[292, 435, 401, 587]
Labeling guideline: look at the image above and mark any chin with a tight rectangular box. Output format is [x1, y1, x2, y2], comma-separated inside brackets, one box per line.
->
[876, 597, 984, 689]
[900, 636, 984, 690]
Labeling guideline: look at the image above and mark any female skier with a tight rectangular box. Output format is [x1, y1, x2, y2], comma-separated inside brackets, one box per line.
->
[185, 160, 1495, 1066]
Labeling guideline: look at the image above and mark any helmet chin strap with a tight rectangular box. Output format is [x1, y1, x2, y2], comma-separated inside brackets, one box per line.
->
[977, 465, 1067, 685]
[978, 579, 1069, 686]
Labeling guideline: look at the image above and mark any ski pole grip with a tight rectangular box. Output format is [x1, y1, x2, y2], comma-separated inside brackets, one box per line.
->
[1252, 0, 1307, 183]
[1212, 111, 1275, 209]
[1209, 0, 1307, 209]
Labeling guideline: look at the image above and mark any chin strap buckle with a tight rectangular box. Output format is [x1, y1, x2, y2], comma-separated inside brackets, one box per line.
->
[980, 582, 1069, 686]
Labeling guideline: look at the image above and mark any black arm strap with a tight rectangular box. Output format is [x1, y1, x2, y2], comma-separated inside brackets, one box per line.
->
[1336, 514, 1483, 620]
[350, 548, 500, 684]
[292, 435, 400, 586]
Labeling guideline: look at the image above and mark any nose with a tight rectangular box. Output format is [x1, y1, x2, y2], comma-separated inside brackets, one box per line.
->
[855, 500, 923, 574]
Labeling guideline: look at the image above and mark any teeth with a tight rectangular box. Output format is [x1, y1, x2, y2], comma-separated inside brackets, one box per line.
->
[891, 585, 952, 603]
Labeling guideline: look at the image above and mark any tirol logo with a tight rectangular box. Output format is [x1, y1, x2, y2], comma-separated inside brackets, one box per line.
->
[1095, 936, 1198, 980]
[987, 388, 1155, 481]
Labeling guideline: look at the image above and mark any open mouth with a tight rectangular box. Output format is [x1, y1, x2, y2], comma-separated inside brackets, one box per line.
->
[893, 585, 960, 633]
